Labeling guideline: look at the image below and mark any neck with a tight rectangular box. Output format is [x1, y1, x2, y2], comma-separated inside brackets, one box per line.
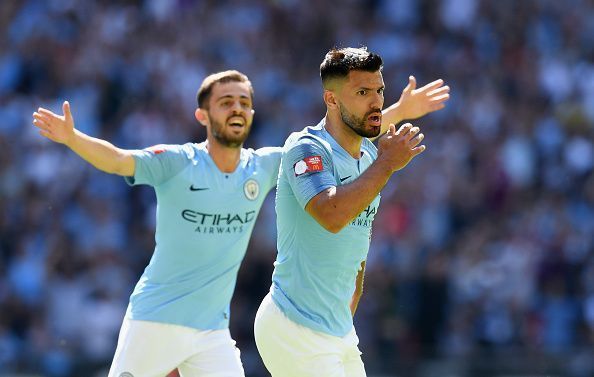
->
[324, 112, 363, 159]
[205, 136, 242, 173]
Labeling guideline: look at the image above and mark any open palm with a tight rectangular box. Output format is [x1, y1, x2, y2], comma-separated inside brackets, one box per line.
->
[32, 101, 75, 145]
[397, 76, 450, 120]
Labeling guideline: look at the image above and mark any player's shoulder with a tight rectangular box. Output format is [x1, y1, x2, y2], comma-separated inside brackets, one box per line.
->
[284, 124, 332, 153]
[243, 146, 283, 172]
[252, 146, 283, 159]
[143, 142, 196, 159]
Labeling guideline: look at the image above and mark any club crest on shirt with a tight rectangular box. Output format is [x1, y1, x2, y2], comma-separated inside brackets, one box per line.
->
[244, 179, 259, 201]
[294, 155, 323, 176]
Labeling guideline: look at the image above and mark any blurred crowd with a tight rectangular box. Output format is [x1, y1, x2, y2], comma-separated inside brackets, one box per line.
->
[1, 0, 593, 376]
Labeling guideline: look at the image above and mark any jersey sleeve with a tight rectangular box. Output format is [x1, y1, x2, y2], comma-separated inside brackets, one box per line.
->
[282, 137, 336, 209]
[255, 146, 283, 191]
[124, 143, 193, 187]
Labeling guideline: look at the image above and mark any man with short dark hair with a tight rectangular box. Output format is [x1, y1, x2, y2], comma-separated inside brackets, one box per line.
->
[255, 47, 436, 377]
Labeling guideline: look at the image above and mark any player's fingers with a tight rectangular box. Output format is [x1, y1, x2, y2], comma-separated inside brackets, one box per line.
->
[407, 126, 421, 140]
[409, 132, 424, 147]
[430, 93, 450, 105]
[403, 75, 416, 93]
[63, 101, 72, 121]
[388, 123, 396, 135]
[38, 129, 53, 139]
[411, 144, 426, 156]
[33, 118, 51, 131]
[427, 86, 450, 97]
[37, 107, 57, 118]
[396, 123, 412, 137]
[418, 79, 444, 92]
[33, 112, 51, 122]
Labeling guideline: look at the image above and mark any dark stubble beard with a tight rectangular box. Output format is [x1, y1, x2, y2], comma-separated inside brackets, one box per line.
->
[209, 114, 249, 148]
[338, 102, 381, 138]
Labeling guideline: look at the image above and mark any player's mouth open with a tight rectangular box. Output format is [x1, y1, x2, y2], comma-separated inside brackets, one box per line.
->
[228, 117, 245, 128]
[367, 114, 381, 126]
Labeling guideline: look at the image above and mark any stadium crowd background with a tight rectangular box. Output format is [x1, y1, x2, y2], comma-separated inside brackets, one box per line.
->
[1, 0, 593, 376]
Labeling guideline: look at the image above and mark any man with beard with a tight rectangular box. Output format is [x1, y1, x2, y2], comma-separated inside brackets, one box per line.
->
[32, 68, 448, 376]
[254, 48, 432, 377]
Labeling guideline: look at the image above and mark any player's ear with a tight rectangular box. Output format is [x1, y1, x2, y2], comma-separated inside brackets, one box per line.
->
[323, 90, 338, 110]
[195, 108, 209, 127]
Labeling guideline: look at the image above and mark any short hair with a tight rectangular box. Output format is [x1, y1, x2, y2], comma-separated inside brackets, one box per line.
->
[196, 70, 254, 108]
[320, 47, 383, 88]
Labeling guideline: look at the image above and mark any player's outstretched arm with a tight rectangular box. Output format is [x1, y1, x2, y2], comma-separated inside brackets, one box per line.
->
[306, 123, 425, 233]
[32, 101, 135, 176]
[350, 260, 366, 316]
[376, 76, 449, 139]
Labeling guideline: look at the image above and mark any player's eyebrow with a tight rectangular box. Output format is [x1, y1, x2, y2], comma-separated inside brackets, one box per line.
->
[216, 94, 251, 101]
[355, 85, 385, 91]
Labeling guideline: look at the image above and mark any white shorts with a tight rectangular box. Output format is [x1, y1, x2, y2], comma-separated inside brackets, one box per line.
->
[108, 318, 244, 377]
[254, 293, 366, 377]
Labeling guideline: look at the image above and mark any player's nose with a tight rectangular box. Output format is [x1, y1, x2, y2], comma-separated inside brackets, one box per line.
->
[230, 101, 244, 114]
[370, 92, 383, 109]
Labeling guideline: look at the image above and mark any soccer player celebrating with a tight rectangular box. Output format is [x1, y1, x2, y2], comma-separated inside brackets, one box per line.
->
[254, 47, 434, 377]
[32, 67, 447, 376]
[35, 71, 279, 376]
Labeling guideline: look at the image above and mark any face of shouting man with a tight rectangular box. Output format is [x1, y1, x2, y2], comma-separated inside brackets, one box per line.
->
[334, 69, 385, 139]
[197, 80, 255, 148]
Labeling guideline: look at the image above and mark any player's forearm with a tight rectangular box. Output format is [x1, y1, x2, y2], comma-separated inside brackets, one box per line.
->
[380, 101, 404, 135]
[66, 129, 135, 176]
[306, 159, 392, 233]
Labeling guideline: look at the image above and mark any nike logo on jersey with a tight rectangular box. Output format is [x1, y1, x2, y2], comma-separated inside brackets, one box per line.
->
[340, 175, 352, 182]
[189, 185, 209, 191]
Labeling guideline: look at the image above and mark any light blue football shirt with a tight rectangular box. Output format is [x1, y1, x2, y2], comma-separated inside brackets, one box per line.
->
[271, 120, 381, 337]
[124, 141, 281, 330]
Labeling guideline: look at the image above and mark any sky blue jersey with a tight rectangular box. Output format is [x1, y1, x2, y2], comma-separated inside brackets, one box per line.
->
[124, 141, 281, 330]
[271, 121, 381, 337]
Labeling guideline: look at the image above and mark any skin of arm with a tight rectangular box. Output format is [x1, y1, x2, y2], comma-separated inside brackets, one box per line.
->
[350, 260, 366, 316]
[305, 123, 424, 234]
[33, 101, 135, 176]
[306, 157, 393, 233]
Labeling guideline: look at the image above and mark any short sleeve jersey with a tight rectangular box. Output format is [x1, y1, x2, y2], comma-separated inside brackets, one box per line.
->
[125, 141, 281, 330]
[271, 121, 381, 337]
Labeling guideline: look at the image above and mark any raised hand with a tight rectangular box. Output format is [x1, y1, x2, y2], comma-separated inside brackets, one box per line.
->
[395, 76, 450, 120]
[377, 123, 425, 172]
[32, 101, 75, 145]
